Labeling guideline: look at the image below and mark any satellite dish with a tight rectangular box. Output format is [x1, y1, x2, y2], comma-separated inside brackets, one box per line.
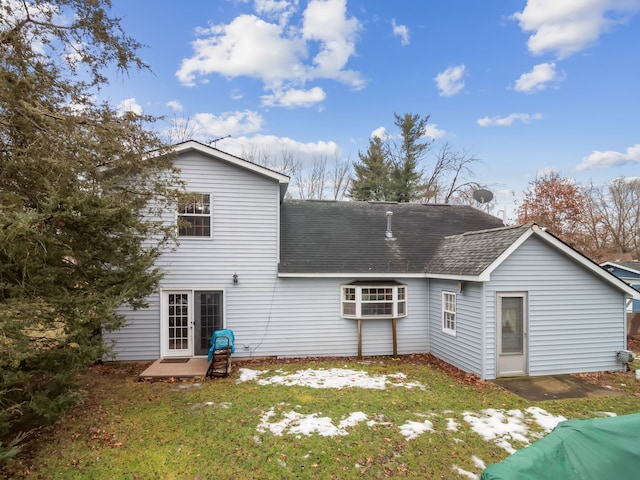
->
[473, 189, 493, 204]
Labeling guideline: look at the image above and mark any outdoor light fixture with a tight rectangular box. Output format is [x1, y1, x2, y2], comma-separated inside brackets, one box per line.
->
[232, 273, 239, 285]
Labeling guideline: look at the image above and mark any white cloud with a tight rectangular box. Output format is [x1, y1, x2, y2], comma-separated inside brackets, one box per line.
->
[477, 112, 543, 127]
[261, 86, 327, 108]
[392, 18, 410, 46]
[176, 14, 305, 86]
[371, 124, 445, 141]
[254, 0, 298, 25]
[176, 0, 364, 106]
[514, 62, 564, 93]
[434, 65, 466, 97]
[116, 98, 142, 116]
[576, 143, 640, 171]
[166, 100, 183, 112]
[535, 166, 560, 178]
[424, 123, 447, 139]
[192, 109, 265, 137]
[512, 0, 640, 59]
[218, 133, 341, 169]
[370, 126, 388, 140]
[302, 0, 363, 88]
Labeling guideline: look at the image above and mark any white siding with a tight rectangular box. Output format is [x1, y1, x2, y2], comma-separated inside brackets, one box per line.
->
[107, 151, 430, 360]
[485, 235, 627, 378]
[240, 278, 429, 358]
[107, 150, 281, 360]
[429, 280, 484, 377]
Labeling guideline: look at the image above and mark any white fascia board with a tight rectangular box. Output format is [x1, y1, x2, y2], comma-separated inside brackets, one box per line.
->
[278, 272, 484, 281]
[532, 228, 640, 299]
[424, 273, 485, 282]
[172, 141, 290, 184]
[476, 226, 536, 279]
[278, 272, 428, 279]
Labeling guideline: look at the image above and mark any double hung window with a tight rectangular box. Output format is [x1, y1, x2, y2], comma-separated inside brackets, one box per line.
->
[442, 291, 456, 335]
[178, 193, 211, 237]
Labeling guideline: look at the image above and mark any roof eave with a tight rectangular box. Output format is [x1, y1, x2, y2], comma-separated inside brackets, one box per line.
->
[277, 271, 485, 281]
[174, 140, 290, 181]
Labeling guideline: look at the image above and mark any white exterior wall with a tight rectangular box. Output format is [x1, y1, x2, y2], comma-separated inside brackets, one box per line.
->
[107, 151, 430, 360]
[107, 150, 281, 360]
[484, 235, 627, 379]
[245, 277, 429, 358]
[429, 279, 485, 377]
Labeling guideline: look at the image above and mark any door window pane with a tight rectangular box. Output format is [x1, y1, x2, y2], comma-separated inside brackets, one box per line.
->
[501, 297, 523, 354]
[168, 293, 189, 350]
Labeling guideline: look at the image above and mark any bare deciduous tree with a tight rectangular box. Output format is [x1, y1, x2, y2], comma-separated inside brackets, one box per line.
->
[163, 115, 199, 144]
[582, 178, 640, 260]
[425, 143, 482, 203]
[331, 152, 352, 200]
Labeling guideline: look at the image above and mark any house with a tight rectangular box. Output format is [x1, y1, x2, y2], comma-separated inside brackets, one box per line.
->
[105, 141, 640, 379]
[600, 260, 640, 337]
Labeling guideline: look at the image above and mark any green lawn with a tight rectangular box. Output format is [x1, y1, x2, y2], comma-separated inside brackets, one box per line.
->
[4, 355, 640, 479]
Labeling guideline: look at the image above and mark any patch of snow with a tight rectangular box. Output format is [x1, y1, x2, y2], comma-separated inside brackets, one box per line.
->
[472, 456, 486, 470]
[595, 411, 617, 417]
[237, 367, 425, 390]
[399, 419, 433, 441]
[289, 413, 345, 437]
[452, 465, 479, 479]
[256, 408, 371, 437]
[446, 418, 459, 431]
[463, 408, 567, 453]
[525, 406, 566, 432]
[237, 368, 263, 383]
[338, 412, 368, 429]
[202, 401, 232, 408]
[463, 409, 531, 454]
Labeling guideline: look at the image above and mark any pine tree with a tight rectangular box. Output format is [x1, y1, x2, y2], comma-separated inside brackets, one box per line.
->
[387, 113, 430, 202]
[0, 0, 181, 459]
[349, 136, 390, 200]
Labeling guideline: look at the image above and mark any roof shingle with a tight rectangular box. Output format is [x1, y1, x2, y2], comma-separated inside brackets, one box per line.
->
[279, 200, 507, 274]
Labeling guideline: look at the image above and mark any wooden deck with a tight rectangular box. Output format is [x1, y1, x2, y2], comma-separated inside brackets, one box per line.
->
[138, 357, 211, 381]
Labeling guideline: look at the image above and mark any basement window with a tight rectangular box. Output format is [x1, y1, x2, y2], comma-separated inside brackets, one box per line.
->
[341, 281, 407, 319]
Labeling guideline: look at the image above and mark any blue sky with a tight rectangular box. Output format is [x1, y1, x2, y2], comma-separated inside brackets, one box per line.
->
[106, 0, 640, 215]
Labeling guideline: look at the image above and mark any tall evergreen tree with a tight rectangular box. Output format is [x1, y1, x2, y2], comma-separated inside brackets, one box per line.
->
[387, 113, 431, 202]
[349, 136, 390, 201]
[0, 0, 181, 458]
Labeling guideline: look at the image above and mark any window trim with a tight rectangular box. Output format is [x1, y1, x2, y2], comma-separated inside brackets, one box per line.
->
[177, 192, 212, 238]
[341, 283, 408, 319]
[442, 291, 456, 336]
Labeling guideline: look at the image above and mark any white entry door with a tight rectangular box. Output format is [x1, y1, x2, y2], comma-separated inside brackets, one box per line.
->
[497, 292, 527, 377]
[161, 291, 192, 357]
[161, 290, 225, 358]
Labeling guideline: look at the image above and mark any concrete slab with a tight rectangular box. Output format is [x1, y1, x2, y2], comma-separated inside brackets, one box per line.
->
[138, 357, 210, 381]
[492, 375, 624, 401]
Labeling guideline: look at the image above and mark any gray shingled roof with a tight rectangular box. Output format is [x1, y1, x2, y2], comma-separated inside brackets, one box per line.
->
[427, 224, 532, 276]
[279, 200, 507, 274]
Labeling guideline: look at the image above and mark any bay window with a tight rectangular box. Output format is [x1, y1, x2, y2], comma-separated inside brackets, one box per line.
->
[341, 282, 407, 319]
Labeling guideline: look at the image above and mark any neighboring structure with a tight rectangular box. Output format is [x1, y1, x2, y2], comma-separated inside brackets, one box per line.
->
[600, 260, 640, 336]
[105, 141, 640, 379]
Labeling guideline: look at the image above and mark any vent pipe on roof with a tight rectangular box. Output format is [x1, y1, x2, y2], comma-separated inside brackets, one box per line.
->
[386, 211, 393, 238]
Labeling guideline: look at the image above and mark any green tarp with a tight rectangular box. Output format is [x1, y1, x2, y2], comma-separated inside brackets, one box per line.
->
[482, 413, 640, 480]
